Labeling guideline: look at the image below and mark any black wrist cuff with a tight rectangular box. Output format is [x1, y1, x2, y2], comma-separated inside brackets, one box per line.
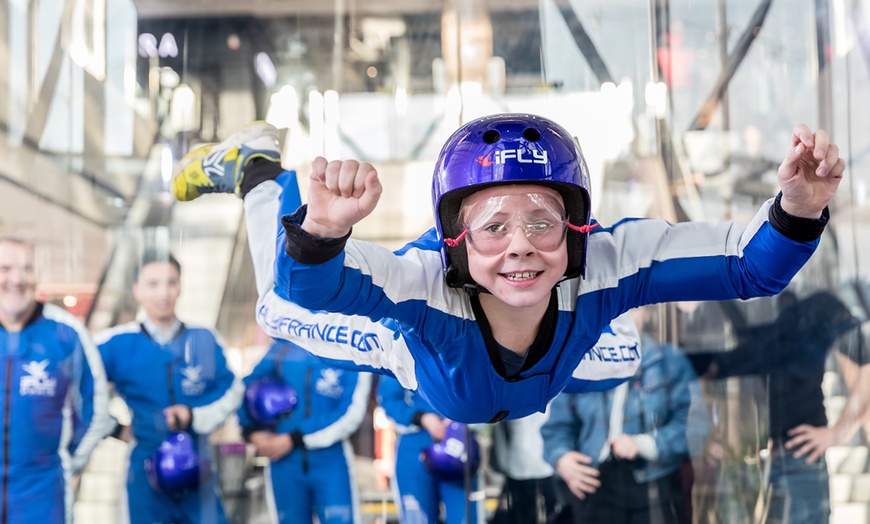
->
[281, 205, 352, 264]
[291, 430, 306, 450]
[241, 426, 258, 442]
[240, 158, 284, 198]
[412, 411, 426, 427]
[768, 192, 829, 242]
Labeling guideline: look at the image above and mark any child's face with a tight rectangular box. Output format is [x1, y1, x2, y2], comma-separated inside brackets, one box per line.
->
[460, 184, 569, 309]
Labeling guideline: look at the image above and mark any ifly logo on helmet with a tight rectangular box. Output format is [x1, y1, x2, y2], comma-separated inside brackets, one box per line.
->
[475, 149, 549, 166]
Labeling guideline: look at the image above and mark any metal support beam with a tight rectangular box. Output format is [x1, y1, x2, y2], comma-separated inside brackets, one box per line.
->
[815, 0, 833, 132]
[552, 0, 614, 85]
[688, 0, 773, 131]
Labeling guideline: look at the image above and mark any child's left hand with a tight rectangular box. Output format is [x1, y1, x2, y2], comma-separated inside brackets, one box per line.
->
[778, 125, 845, 218]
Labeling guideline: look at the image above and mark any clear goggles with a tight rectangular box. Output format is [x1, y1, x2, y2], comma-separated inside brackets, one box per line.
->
[445, 193, 595, 256]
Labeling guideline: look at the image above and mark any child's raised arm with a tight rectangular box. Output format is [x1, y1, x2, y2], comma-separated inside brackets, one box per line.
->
[301, 156, 383, 238]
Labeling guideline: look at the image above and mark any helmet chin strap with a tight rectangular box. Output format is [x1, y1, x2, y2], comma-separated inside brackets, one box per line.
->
[447, 265, 491, 296]
[565, 222, 599, 233]
[462, 282, 489, 297]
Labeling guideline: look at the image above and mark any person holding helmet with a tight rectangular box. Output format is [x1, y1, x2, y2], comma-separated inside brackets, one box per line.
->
[238, 339, 372, 524]
[378, 375, 482, 524]
[169, 114, 843, 425]
[97, 251, 245, 524]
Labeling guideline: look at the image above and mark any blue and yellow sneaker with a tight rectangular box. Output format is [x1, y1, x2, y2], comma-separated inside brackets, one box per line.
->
[171, 121, 281, 201]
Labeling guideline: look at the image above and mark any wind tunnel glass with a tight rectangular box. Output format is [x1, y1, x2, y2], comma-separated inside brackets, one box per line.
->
[448, 193, 570, 256]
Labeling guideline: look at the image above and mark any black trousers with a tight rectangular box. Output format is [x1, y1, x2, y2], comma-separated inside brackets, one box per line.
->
[491, 476, 558, 524]
[557, 460, 684, 524]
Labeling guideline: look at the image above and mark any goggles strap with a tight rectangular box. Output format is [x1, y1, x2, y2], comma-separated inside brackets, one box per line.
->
[444, 228, 469, 247]
[565, 221, 599, 234]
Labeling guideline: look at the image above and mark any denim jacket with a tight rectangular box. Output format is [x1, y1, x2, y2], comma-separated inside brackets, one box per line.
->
[542, 336, 700, 484]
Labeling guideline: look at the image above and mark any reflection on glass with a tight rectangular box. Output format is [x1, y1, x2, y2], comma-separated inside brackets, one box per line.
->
[685, 290, 865, 523]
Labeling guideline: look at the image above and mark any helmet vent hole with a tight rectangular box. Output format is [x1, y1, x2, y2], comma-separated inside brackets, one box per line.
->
[482, 130, 501, 143]
[523, 128, 541, 142]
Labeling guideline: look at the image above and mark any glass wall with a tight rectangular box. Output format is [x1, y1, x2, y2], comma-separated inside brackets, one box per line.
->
[1, 0, 869, 522]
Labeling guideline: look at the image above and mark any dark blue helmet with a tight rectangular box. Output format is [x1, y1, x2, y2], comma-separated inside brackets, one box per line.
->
[146, 431, 201, 494]
[245, 377, 298, 426]
[420, 422, 481, 483]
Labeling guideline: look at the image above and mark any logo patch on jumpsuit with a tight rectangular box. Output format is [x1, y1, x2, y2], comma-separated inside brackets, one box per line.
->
[181, 365, 206, 396]
[20, 360, 57, 396]
[315, 369, 344, 398]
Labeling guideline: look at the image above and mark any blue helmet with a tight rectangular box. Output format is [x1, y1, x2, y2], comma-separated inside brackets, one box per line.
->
[245, 377, 298, 426]
[420, 422, 481, 483]
[146, 431, 201, 494]
[431, 113, 592, 288]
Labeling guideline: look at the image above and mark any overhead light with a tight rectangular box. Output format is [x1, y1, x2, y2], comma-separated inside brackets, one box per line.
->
[227, 34, 241, 51]
[139, 33, 158, 58]
[266, 85, 299, 130]
[158, 33, 178, 58]
[324, 90, 340, 159]
[170, 84, 197, 132]
[161, 145, 174, 183]
[255, 52, 277, 88]
[309, 91, 324, 158]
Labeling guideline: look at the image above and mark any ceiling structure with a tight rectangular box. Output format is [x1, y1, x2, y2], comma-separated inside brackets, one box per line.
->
[130, 0, 541, 18]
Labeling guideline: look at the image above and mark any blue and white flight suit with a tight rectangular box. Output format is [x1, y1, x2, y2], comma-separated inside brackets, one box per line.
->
[244, 176, 640, 423]
[0, 303, 112, 524]
[378, 376, 480, 524]
[239, 340, 371, 524]
[97, 320, 245, 524]
[244, 168, 823, 423]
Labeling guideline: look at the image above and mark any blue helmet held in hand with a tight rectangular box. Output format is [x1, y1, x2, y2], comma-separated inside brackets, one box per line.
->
[146, 431, 201, 494]
[431, 113, 592, 287]
[421, 422, 481, 483]
[245, 377, 298, 426]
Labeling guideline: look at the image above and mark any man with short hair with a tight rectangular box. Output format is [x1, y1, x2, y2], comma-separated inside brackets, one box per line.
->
[97, 250, 245, 524]
[0, 236, 112, 523]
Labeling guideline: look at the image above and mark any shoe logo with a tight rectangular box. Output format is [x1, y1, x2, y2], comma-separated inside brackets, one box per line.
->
[201, 147, 231, 186]
[20, 360, 58, 397]
[181, 365, 206, 396]
[315, 368, 344, 398]
[475, 154, 493, 166]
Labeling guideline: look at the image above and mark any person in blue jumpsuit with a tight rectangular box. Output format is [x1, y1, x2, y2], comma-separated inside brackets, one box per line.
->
[169, 114, 844, 425]
[239, 339, 371, 524]
[378, 375, 480, 524]
[0, 236, 112, 524]
[97, 251, 245, 524]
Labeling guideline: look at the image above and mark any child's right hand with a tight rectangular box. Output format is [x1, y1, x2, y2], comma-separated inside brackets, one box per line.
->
[302, 156, 382, 238]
